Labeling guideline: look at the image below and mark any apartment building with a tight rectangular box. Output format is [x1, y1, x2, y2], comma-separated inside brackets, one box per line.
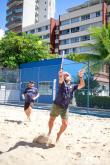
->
[23, 0, 110, 95]
[59, 0, 110, 55]
[6, 0, 55, 33]
[22, 18, 57, 54]
[6, 0, 23, 33]
[23, 0, 110, 55]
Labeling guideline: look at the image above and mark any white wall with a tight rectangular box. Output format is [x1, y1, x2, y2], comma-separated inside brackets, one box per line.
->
[47, 0, 55, 19]
[22, 0, 36, 28]
[38, 0, 55, 23]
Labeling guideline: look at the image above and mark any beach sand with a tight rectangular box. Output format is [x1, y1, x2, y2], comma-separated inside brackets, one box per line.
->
[0, 105, 110, 165]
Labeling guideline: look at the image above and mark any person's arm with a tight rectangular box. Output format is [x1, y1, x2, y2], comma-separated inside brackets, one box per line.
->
[77, 70, 85, 90]
[59, 69, 64, 84]
[22, 89, 27, 100]
[32, 88, 40, 100]
[32, 93, 40, 100]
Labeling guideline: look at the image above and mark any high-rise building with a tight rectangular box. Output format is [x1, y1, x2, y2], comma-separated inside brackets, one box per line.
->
[6, 0, 55, 33]
[22, 0, 55, 28]
[6, 0, 23, 33]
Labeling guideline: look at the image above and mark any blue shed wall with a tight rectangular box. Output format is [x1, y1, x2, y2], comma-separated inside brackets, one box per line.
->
[20, 59, 62, 103]
[20, 58, 84, 104]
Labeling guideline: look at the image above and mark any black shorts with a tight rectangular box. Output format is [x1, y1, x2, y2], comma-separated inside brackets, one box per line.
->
[24, 101, 34, 110]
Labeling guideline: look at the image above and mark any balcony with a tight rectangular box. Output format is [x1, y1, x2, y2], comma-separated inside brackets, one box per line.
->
[6, 12, 22, 21]
[7, 0, 23, 8]
[6, 19, 22, 29]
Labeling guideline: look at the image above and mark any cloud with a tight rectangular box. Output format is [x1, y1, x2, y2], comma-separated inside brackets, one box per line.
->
[0, 29, 5, 39]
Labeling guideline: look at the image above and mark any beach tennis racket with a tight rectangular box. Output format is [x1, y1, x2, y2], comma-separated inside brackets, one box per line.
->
[60, 51, 65, 70]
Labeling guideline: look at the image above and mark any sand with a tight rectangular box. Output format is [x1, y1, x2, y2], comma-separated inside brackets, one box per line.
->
[0, 105, 110, 165]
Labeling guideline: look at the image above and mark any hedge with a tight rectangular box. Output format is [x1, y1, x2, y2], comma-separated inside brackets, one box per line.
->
[75, 94, 110, 109]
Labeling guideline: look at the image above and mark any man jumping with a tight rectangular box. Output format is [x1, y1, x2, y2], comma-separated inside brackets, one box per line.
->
[47, 69, 85, 142]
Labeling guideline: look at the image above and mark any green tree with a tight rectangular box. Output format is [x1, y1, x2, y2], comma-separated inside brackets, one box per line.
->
[0, 31, 57, 69]
[67, 24, 110, 95]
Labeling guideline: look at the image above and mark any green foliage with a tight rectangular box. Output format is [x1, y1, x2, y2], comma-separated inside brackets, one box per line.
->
[75, 93, 110, 109]
[0, 31, 57, 69]
[84, 72, 100, 95]
[74, 72, 101, 96]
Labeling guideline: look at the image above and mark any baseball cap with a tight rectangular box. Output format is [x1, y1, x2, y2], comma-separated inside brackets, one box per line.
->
[29, 81, 35, 84]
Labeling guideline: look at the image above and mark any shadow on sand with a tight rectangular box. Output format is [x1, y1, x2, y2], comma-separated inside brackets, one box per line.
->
[0, 140, 55, 155]
[4, 119, 23, 124]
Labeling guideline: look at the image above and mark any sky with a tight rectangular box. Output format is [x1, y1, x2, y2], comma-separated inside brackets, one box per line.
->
[0, 0, 86, 31]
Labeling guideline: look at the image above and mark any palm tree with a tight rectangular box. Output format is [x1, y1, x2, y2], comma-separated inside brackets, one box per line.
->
[67, 24, 110, 96]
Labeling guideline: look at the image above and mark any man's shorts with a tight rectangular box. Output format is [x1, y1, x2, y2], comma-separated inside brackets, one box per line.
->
[24, 101, 34, 111]
[50, 104, 69, 119]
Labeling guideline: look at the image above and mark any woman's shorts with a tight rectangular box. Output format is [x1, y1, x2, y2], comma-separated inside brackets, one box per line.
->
[50, 104, 69, 119]
[24, 101, 34, 110]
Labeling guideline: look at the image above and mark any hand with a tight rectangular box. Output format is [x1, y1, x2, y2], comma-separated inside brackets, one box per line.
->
[78, 70, 84, 78]
[59, 69, 63, 77]
[22, 94, 25, 100]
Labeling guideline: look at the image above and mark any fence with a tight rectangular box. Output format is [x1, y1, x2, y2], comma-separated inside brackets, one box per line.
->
[0, 60, 109, 110]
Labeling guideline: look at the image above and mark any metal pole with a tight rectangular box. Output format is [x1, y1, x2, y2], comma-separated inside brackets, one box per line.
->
[87, 60, 90, 111]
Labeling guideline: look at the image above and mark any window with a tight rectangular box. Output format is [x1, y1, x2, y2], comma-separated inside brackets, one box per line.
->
[71, 27, 79, 33]
[91, 22, 102, 27]
[38, 81, 52, 95]
[38, 27, 42, 32]
[79, 24, 90, 31]
[56, 35, 59, 39]
[79, 46, 91, 53]
[96, 11, 101, 17]
[60, 39, 70, 45]
[60, 49, 69, 55]
[65, 49, 69, 54]
[80, 35, 90, 41]
[42, 34, 50, 39]
[71, 37, 79, 43]
[61, 29, 70, 35]
[70, 48, 78, 53]
[61, 19, 70, 26]
[45, 25, 49, 30]
[30, 29, 35, 34]
[14, 8, 23, 13]
[71, 17, 80, 23]
[55, 43, 58, 48]
[108, 12, 110, 17]
[81, 14, 90, 21]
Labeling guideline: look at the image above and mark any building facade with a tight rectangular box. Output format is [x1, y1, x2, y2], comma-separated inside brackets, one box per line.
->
[6, 0, 55, 33]
[22, 0, 110, 95]
[6, 0, 23, 33]
[59, 0, 110, 55]
[22, 0, 110, 55]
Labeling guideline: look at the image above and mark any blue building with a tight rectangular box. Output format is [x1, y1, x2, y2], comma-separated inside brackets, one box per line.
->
[20, 58, 84, 103]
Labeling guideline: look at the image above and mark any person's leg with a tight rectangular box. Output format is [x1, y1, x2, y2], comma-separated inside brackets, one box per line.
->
[24, 102, 33, 121]
[56, 118, 68, 142]
[56, 107, 69, 142]
[47, 116, 56, 136]
[25, 106, 32, 121]
[47, 104, 59, 137]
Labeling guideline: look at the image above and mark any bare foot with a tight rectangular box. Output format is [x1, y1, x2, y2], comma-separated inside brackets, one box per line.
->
[56, 132, 60, 142]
